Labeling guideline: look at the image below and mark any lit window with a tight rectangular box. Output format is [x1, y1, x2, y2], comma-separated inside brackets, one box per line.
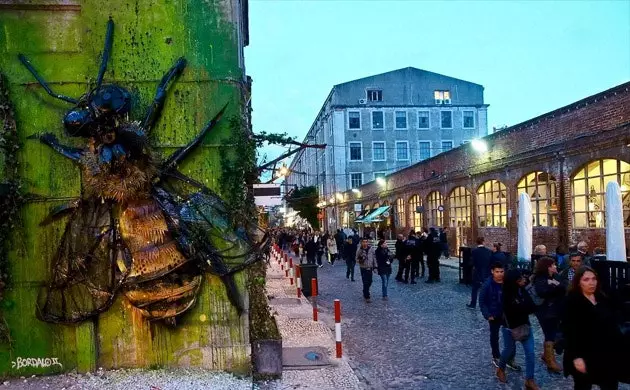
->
[349, 142, 362, 161]
[463, 111, 475, 128]
[441, 141, 453, 152]
[418, 141, 431, 160]
[350, 173, 363, 188]
[434, 90, 451, 104]
[517, 172, 559, 227]
[396, 141, 409, 161]
[448, 186, 472, 228]
[367, 90, 382, 102]
[395, 111, 407, 129]
[395, 198, 406, 229]
[348, 111, 361, 129]
[418, 111, 430, 129]
[441, 111, 452, 128]
[427, 191, 444, 227]
[477, 180, 508, 227]
[372, 111, 384, 129]
[372, 142, 386, 161]
[408, 195, 422, 231]
[571, 159, 630, 228]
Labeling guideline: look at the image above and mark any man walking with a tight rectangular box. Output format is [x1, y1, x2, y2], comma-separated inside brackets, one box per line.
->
[425, 228, 441, 283]
[345, 237, 357, 281]
[440, 227, 450, 258]
[467, 236, 492, 308]
[394, 234, 408, 282]
[356, 239, 377, 302]
[479, 262, 506, 366]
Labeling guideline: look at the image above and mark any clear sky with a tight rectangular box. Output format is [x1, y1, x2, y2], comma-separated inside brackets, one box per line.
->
[245, 0, 630, 178]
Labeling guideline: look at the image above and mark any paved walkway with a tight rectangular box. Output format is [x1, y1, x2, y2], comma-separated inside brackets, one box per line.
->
[308, 256, 630, 390]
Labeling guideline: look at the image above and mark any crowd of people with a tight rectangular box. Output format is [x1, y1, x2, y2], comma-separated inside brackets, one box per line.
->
[471, 238, 628, 389]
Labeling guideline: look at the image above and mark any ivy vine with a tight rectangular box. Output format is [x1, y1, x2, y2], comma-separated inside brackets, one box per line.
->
[0, 73, 23, 344]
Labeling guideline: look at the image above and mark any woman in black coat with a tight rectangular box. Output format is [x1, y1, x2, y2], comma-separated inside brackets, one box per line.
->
[562, 266, 623, 390]
[375, 239, 393, 300]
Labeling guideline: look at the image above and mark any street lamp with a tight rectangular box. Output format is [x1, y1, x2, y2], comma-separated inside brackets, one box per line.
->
[376, 177, 386, 187]
[471, 139, 488, 153]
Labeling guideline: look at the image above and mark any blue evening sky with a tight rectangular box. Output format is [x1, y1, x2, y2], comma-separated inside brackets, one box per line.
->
[246, 0, 630, 178]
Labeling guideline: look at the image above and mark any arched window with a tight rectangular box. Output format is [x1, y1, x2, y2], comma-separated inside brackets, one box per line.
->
[517, 172, 559, 227]
[426, 191, 444, 228]
[477, 180, 508, 227]
[408, 195, 422, 231]
[448, 187, 472, 228]
[395, 198, 406, 229]
[571, 159, 630, 228]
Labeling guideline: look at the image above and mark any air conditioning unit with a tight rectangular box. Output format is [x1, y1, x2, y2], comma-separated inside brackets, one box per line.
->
[444, 98, 451, 105]
[434, 99, 443, 105]
[358, 98, 367, 104]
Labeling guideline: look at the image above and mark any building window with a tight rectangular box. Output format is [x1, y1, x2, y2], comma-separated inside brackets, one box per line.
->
[396, 141, 409, 161]
[418, 141, 431, 160]
[517, 171, 559, 227]
[571, 159, 630, 228]
[408, 195, 422, 231]
[328, 148, 334, 167]
[367, 89, 382, 102]
[434, 90, 451, 104]
[427, 191, 444, 228]
[395, 111, 407, 129]
[448, 186, 472, 228]
[395, 198, 406, 229]
[477, 180, 508, 227]
[463, 111, 475, 128]
[329, 119, 333, 136]
[441, 111, 452, 129]
[372, 111, 384, 129]
[441, 141, 453, 153]
[418, 111, 430, 129]
[372, 142, 386, 161]
[348, 111, 361, 129]
[350, 173, 363, 188]
[349, 142, 362, 161]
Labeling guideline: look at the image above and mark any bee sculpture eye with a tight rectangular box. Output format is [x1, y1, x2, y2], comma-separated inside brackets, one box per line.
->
[63, 108, 93, 137]
[90, 85, 131, 117]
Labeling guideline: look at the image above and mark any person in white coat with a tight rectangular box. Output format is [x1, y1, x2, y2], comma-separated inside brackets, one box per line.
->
[327, 236, 339, 266]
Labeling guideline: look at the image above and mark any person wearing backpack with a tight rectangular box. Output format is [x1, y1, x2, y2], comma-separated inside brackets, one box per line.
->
[530, 257, 564, 373]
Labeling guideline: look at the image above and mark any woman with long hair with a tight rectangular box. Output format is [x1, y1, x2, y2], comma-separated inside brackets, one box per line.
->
[532, 256, 564, 372]
[563, 267, 623, 390]
[496, 269, 539, 389]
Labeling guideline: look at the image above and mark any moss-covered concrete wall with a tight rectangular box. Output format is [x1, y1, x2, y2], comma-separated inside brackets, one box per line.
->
[0, 0, 251, 377]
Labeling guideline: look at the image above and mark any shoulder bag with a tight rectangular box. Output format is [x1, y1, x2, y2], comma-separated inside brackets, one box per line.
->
[504, 307, 530, 342]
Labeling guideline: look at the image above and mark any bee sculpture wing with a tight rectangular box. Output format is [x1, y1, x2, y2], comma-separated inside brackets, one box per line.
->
[37, 200, 130, 323]
[152, 185, 270, 313]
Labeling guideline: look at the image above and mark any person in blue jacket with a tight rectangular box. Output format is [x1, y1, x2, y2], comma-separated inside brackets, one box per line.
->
[468, 236, 492, 308]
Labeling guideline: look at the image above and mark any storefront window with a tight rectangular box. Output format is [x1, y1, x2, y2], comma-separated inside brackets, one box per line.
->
[395, 198, 406, 229]
[426, 191, 444, 228]
[408, 195, 422, 231]
[448, 186, 472, 228]
[517, 172, 558, 227]
[477, 180, 508, 227]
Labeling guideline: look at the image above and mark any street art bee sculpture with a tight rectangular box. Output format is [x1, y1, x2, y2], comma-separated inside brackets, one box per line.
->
[18, 18, 268, 325]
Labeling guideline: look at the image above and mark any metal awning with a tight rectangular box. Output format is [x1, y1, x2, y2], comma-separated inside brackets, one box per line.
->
[360, 206, 391, 224]
[354, 209, 371, 223]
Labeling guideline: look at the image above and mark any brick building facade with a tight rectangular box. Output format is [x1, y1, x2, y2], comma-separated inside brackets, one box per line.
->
[336, 82, 630, 256]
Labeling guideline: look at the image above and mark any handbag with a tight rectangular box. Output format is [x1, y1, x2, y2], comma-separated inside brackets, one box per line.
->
[504, 310, 531, 342]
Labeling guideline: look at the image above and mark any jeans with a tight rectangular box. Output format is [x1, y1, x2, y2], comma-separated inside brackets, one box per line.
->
[499, 326, 535, 380]
[346, 260, 356, 280]
[360, 268, 373, 299]
[489, 319, 502, 359]
[469, 281, 481, 307]
[316, 252, 324, 266]
[379, 274, 391, 297]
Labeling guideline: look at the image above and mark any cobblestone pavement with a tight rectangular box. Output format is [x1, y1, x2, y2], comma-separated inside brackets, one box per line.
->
[312, 259, 629, 390]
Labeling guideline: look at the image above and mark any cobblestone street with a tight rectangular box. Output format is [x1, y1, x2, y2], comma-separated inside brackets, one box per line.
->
[312, 260, 629, 390]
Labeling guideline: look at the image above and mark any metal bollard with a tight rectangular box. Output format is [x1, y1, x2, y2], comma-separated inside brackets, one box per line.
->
[289, 258, 294, 285]
[334, 299, 342, 358]
[311, 278, 318, 322]
[296, 266, 302, 298]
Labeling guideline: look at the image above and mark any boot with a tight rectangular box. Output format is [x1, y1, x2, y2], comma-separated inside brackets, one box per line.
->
[543, 341, 562, 373]
[495, 367, 507, 383]
[524, 379, 540, 390]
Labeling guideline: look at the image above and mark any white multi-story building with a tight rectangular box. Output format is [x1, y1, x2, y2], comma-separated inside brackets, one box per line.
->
[284, 67, 488, 230]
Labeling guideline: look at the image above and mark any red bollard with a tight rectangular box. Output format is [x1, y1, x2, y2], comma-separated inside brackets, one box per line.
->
[296, 266, 302, 298]
[311, 278, 318, 322]
[289, 258, 294, 285]
[334, 299, 342, 358]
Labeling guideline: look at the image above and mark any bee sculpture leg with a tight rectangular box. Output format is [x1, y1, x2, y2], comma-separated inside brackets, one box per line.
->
[161, 104, 227, 171]
[27, 133, 83, 161]
[141, 57, 188, 131]
[17, 54, 78, 104]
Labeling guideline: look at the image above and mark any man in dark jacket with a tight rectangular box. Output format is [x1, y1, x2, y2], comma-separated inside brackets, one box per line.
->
[480, 262, 512, 367]
[425, 228, 442, 283]
[305, 236, 317, 265]
[411, 230, 427, 283]
[345, 237, 358, 281]
[394, 234, 408, 282]
[467, 236, 492, 308]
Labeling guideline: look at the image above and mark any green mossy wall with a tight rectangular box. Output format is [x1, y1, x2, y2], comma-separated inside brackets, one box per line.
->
[0, 0, 250, 377]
